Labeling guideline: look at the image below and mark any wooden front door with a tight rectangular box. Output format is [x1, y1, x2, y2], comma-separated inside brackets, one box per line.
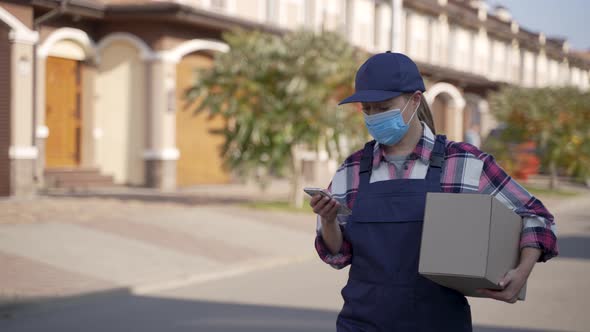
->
[45, 56, 81, 168]
[176, 52, 229, 186]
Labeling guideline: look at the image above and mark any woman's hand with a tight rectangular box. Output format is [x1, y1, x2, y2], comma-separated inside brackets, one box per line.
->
[310, 194, 340, 224]
[477, 267, 528, 303]
[477, 247, 540, 303]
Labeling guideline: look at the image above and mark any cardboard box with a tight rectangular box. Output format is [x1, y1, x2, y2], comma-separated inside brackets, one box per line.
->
[419, 193, 526, 301]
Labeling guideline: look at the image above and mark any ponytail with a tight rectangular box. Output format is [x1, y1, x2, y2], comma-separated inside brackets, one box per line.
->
[417, 94, 436, 134]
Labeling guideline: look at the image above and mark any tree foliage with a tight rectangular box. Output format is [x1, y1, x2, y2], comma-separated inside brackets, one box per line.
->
[488, 86, 590, 188]
[186, 29, 367, 204]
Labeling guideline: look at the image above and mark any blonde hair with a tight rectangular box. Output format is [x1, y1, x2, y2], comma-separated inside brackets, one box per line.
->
[404, 93, 436, 134]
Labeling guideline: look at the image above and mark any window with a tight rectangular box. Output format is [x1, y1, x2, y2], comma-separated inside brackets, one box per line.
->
[491, 40, 507, 81]
[407, 12, 428, 61]
[511, 47, 521, 84]
[452, 27, 471, 71]
[319, 0, 345, 33]
[475, 32, 489, 75]
[522, 51, 535, 87]
[536, 53, 548, 87]
[211, 0, 226, 10]
[548, 60, 559, 86]
[430, 18, 440, 64]
[352, 0, 375, 50]
[235, 0, 264, 21]
[281, 0, 304, 29]
[266, 0, 279, 24]
[304, 0, 314, 27]
[571, 67, 581, 86]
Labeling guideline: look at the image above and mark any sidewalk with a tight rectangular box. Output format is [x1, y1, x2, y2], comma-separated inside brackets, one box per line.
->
[0, 186, 317, 309]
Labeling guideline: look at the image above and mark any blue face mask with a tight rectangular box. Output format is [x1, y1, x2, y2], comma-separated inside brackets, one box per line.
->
[363, 97, 419, 146]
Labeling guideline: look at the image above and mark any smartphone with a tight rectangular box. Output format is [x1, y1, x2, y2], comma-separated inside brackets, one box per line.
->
[303, 187, 352, 216]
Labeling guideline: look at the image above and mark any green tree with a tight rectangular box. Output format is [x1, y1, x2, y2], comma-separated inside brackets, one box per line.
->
[186, 29, 367, 207]
[489, 86, 590, 189]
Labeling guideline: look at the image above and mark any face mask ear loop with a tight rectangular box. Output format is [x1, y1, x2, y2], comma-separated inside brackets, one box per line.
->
[401, 94, 420, 124]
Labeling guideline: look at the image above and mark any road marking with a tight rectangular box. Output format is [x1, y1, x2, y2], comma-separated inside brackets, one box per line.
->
[131, 254, 316, 295]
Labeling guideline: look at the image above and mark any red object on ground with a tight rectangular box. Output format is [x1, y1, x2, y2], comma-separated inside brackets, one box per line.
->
[512, 142, 540, 180]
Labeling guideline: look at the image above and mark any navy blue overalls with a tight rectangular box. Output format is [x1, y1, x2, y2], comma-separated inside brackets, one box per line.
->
[336, 135, 472, 332]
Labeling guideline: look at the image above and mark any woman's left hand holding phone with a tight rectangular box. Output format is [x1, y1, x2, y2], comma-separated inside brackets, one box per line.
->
[310, 193, 340, 224]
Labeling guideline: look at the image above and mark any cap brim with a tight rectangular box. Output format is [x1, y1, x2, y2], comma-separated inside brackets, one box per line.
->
[338, 90, 404, 105]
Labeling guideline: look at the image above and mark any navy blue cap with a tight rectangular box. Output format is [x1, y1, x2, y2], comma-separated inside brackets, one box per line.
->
[338, 52, 426, 105]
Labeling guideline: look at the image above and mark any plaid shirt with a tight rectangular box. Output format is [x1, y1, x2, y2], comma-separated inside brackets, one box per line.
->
[315, 123, 558, 269]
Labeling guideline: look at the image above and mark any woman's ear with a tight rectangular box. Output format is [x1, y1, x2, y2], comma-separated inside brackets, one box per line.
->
[412, 91, 422, 107]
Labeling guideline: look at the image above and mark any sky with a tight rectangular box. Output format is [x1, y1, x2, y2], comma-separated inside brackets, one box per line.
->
[487, 0, 589, 51]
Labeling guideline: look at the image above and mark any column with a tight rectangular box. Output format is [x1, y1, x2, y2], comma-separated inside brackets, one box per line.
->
[34, 48, 46, 186]
[144, 57, 179, 191]
[10, 39, 37, 196]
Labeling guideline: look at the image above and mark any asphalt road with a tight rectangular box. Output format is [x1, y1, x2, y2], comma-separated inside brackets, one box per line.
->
[0, 257, 581, 332]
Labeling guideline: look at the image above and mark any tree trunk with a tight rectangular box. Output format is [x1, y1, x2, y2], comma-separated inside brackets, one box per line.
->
[289, 146, 305, 209]
[549, 160, 559, 190]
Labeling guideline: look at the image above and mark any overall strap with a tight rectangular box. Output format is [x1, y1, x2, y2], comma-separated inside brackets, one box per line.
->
[426, 135, 446, 181]
[358, 140, 376, 192]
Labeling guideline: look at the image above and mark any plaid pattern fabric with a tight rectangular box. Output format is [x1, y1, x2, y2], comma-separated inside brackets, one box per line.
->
[315, 123, 558, 269]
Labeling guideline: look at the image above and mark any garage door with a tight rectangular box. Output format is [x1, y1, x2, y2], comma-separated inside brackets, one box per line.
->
[176, 52, 230, 186]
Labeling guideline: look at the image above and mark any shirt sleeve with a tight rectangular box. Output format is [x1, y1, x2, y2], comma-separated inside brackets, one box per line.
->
[314, 181, 353, 269]
[475, 148, 558, 262]
[315, 216, 353, 270]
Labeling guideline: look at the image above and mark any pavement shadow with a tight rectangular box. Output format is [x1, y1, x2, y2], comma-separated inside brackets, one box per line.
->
[0, 289, 568, 332]
[475, 326, 568, 332]
[556, 235, 590, 260]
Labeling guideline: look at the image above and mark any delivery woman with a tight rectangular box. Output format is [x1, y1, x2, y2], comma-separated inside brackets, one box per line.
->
[309, 52, 558, 331]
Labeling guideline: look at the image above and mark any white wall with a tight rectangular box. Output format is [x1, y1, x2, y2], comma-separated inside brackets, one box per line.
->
[95, 41, 146, 185]
[187, 0, 590, 93]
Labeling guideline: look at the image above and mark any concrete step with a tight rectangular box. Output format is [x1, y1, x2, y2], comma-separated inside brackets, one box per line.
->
[44, 168, 101, 175]
[44, 168, 116, 189]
